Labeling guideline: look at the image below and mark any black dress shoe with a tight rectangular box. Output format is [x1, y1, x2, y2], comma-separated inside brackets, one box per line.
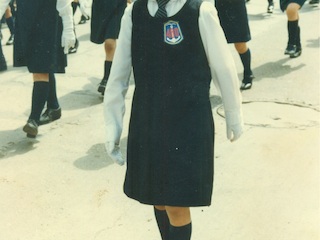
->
[240, 75, 255, 91]
[23, 119, 38, 138]
[78, 15, 87, 24]
[289, 46, 302, 58]
[39, 107, 62, 125]
[97, 78, 108, 95]
[6, 34, 14, 45]
[284, 44, 296, 55]
[267, 2, 274, 13]
[68, 39, 79, 54]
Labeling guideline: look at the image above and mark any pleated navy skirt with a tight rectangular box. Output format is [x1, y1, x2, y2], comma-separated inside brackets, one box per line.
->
[14, 0, 66, 73]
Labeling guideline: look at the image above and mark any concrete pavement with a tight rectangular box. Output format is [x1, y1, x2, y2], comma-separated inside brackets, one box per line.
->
[0, 1, 319, 240]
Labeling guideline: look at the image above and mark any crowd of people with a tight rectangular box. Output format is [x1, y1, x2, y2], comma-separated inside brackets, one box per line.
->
[0, 1, 318, 240]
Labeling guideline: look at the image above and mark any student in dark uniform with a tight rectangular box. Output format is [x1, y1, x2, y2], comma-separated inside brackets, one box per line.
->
[0, 0, 75, 138]
[103, 0, 244, 239]
[90, 0, 127, 95]
[216, 0, 254, 90]
[281, 0, 306, 58]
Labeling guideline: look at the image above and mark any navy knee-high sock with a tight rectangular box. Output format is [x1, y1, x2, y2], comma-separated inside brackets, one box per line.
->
[0, 40, 3, 56]
[296, 26, 301, 47]
[29, 82, 49, 121]
[287, 20, 298, 46]
[169, 223, 192, 240]
[6, 16, 14, 35]
[154, 208, 170, 240]
[47, 73, 59, 109]
[239, 49, 252, 78]
[103, 61, 112, 80]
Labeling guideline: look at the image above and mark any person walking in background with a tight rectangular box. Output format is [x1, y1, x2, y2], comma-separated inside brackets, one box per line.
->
[72, 0, 90, 24]
[216, 0, 254, 90]
[4, 4, 15, 45]
[281, 0, 306, 58]
[0, 0, 75, 138]
[103, 0, 243, 239]
[0, 27, 7, 72]
[90, 0, 127, 96]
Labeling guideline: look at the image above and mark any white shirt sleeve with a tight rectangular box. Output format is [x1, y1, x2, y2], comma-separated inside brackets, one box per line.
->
[199, 1, 243, 126]
[103, 3, 133, 144]
[0, 0, 11, 17]
[56, 0, 73, 16]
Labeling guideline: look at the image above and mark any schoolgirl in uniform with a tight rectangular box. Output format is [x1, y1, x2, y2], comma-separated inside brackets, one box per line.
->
[0, 0, 75, 138]
[215, 0, 254, 90]
[103, 0, 244, 239]
[90, 0, 127, 95]
[281, 0, 306, 58]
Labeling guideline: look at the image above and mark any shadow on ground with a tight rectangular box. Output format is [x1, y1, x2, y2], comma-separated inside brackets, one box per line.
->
[73, 137, 128, 171]
[252, 57, 306, 81]
[0, 130, 39, 160]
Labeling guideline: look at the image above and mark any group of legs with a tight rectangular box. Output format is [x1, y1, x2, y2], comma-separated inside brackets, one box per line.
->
[230, 0, 307, 90]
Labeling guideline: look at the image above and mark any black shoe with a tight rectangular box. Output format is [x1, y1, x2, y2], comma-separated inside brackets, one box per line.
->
[0, 55, 7, 72]
[23, 119, 38, 138]
[289, 46, 302, 58]
[39, 107, 62, 125]
[267, 2, 274, 13]
[97, 78, 108, 95]
[240, 75, 254, 91]
[78, 15, 87, 24]
[68, 39, 79, 54]
[309, 0, 319, 4]
[284, 44, 296, 55]
[6, 34, 14, 45]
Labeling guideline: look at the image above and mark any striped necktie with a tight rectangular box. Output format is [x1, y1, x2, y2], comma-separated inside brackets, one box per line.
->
[155, 0, 170, 18]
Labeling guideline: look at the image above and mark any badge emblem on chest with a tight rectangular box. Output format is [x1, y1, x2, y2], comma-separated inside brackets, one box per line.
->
[164, 21, 184, 45]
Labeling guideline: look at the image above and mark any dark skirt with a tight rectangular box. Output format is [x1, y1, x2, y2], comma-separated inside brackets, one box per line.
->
[215, 0, 251, 43]
[124, 100, 215, 207]
[90, 0, 127, 44]
[280, 0, 306, 11]
[14, 0, 67, 73]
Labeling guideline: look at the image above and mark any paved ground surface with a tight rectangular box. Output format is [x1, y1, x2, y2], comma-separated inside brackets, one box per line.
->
[0, 1, 319, 240]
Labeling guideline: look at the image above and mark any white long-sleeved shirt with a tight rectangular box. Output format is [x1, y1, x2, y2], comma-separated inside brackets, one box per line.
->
[104, 0, 243, 144]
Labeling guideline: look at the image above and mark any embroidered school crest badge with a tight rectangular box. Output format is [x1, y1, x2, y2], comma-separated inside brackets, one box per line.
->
[164, 21, 184, 45]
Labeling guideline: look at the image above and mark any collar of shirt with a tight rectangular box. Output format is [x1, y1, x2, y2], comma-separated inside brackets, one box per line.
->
[148, 0, 187, 17]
